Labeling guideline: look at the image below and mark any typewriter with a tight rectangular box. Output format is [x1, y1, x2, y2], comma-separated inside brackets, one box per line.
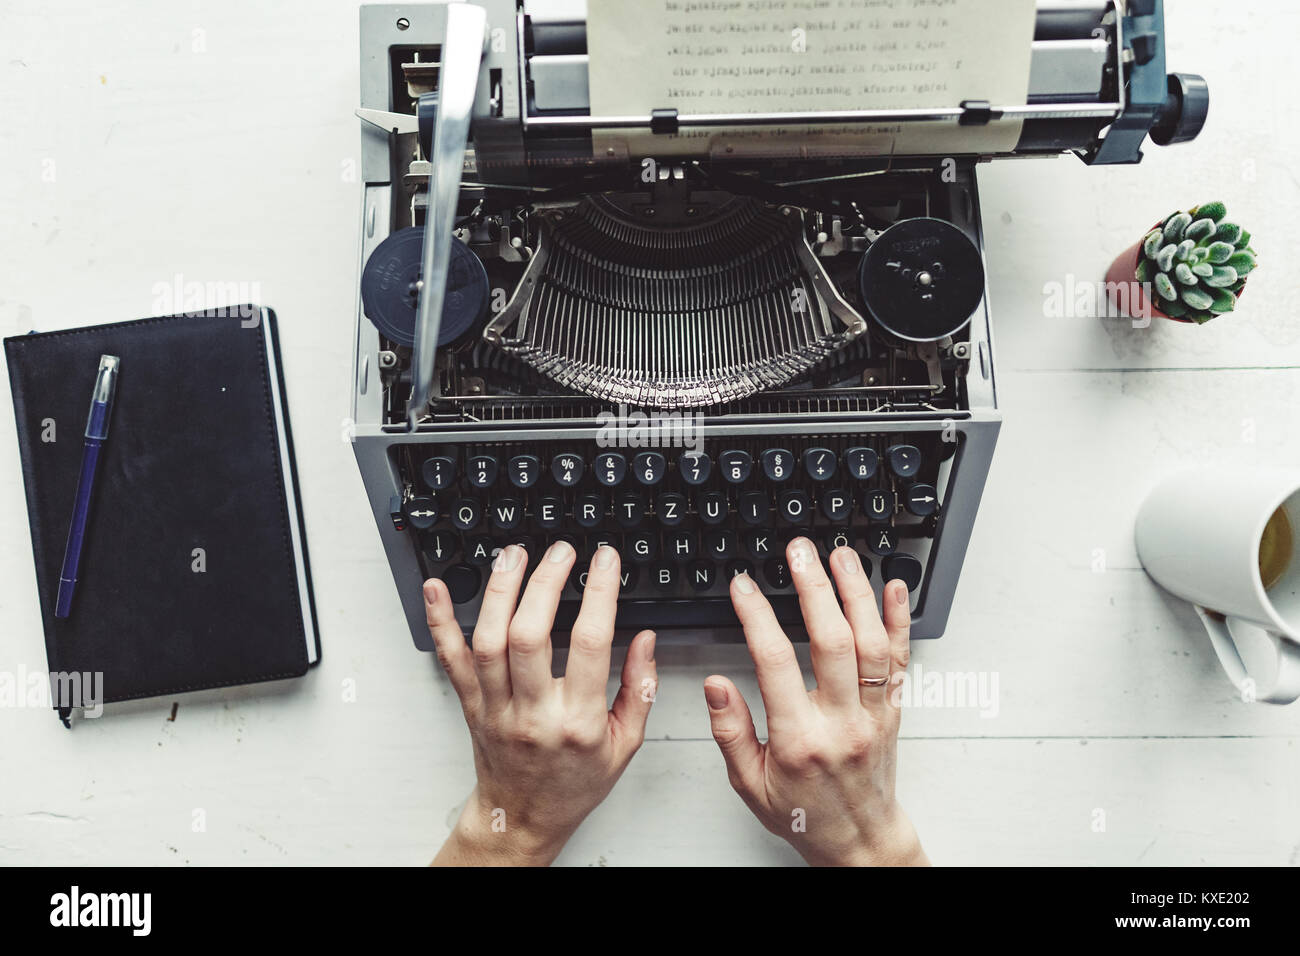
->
[351, 0, 1207, 651]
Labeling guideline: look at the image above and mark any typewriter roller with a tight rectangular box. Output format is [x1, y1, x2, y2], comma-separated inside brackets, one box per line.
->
[350, 0, 1208, 650]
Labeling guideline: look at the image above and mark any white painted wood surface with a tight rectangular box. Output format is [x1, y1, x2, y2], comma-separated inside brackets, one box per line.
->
[1, 1, 1297, 866]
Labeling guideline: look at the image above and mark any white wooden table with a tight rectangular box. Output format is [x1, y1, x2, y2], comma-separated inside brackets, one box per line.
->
[2, 1, 1297, 866]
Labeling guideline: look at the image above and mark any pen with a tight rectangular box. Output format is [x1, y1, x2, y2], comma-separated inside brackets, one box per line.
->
[55, 354, 119, 619]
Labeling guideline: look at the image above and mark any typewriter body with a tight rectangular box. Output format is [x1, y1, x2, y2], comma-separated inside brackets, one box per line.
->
[351, 0, 1206, 651]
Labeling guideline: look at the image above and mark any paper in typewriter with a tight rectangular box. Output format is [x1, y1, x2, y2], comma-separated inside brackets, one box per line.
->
[586, 0, 1038, 160]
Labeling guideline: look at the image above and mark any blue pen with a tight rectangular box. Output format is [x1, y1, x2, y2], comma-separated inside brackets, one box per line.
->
[55, 354, 119, 619]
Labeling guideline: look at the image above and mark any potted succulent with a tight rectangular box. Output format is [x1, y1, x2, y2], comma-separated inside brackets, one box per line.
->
[1106, 201, 1257, 323]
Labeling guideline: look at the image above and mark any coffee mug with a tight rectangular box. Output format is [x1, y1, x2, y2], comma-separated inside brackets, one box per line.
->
[1135, 467, 1300, 704]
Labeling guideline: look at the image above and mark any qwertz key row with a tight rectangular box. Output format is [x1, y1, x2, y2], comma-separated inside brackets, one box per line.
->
[396, 436, 949, 629]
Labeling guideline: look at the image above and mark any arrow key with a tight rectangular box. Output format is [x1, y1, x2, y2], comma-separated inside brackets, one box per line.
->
[905, 483, 939, 516]
[422, 530, 457, 564]
[404, 496, 439, 531]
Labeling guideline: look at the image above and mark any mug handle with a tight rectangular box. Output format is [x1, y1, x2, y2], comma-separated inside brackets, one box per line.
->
[1194, 607, 1300, 704]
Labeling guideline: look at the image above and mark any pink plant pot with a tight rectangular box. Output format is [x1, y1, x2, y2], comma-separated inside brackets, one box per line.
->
[1105, 231, 1187, 324]
[1106, 223, 1247, 324]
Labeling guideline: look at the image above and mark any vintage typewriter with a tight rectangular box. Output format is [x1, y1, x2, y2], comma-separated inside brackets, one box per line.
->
[351, 0, 1207, 650]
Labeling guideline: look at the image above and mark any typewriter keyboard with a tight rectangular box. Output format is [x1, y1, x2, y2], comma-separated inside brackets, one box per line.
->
[400, 435, 951, 633]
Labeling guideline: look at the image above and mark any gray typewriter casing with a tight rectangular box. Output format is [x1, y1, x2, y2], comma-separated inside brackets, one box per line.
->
[351, 1, 1204, 650]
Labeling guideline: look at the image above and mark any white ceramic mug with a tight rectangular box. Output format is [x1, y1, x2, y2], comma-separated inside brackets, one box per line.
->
[1135, 467, 1300, 704]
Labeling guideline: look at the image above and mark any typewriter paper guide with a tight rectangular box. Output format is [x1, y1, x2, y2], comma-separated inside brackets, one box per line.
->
[586, 0, 1038, 159]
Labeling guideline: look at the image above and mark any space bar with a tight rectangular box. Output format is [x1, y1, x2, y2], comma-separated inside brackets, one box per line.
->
[552, 595, 804, 632]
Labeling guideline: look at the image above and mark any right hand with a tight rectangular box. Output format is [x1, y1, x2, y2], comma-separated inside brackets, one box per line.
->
[704, 538, 928, 866]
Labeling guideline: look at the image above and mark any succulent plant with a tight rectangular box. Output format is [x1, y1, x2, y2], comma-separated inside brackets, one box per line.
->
[1133, 201, 1257, 323]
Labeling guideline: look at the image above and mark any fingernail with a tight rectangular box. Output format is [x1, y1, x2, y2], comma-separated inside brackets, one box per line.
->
[643, 631, 657, 662]
[422, 579, 440, 605]
[837, 548, 860, 574]
[547, 540, 574, 563]
[705, 681, 728, 710]
[493, 544, 520, 573]
[894, 581, 909, 605]
[733, 571, 755, 594]
[596, 544, 615, 569]
[789, 537, 814, 571]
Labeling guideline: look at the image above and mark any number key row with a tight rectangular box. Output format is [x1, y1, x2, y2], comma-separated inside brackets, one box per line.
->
[421, 444, 924, 491]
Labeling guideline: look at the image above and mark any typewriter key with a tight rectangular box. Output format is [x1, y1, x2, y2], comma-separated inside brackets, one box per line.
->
[488, 497, 524, 531]
[863, 489, 895, 521]
[618, 566, 639, 593]
[744, 529, 776, 558]
[886, 444, 922, 479]
[507, 454, 541, 489]
[802, 447, 837, 481]
[763, 559, 792, 589]
[422, 531, 456, 564]
[777, 490, 813, 526]
[404, 496, 439, 531]
[905, 483, 940, 516]
[738, 491, 769, 526]
[867, 527, 899, 556]
[632, 452, 667, 486]
[678, 451, 712, 486]
[442, 565, 480, 604]
[421, 454, 457, 491]
[628, 532, 658, 563]
[669, 531, 698, 560]
[360, 227, 489, 349]
[574, 493, 605, 529]
[697, 491, 729, 526]
[882, 553, 924, 591]
[821, 489, 852, 523]
[551, 453, 584, 487]
[688, 561, 716, 592]
[656, 492, 688, 527]
[535, 495, 564, 529]
[727, 560, 755, 581]
[858, 217, 984, 342]
[719, 450, 753, 484]
[614, 492, 648, 528]
[704, 529, 737, 560]
[844, 447, 879, 482]
[466, 454, 498, 488]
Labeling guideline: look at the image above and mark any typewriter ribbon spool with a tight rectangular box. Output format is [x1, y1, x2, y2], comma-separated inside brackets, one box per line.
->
[858, 218, 986, 343]
[361, 226, 490, 349]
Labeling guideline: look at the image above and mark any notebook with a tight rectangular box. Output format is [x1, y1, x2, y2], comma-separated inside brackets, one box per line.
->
[5, 307, 319, 718]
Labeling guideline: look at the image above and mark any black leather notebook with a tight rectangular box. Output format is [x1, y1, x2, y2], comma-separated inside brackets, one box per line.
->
[5, 308, 319, 716]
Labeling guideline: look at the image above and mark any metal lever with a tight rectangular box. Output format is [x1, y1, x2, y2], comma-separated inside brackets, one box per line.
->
[355, 107, 420, 135]
[406, 1, 487, 431]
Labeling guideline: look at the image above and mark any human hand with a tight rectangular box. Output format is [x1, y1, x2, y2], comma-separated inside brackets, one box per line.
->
[424, 541, 657, 866]
[705, 538, 927, 866]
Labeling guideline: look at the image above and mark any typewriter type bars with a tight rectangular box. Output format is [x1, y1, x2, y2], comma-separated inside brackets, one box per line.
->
[485, 197, 866, 409]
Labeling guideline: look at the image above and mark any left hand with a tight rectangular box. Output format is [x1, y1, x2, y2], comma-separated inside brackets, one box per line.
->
[425, 540, 658, 866]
